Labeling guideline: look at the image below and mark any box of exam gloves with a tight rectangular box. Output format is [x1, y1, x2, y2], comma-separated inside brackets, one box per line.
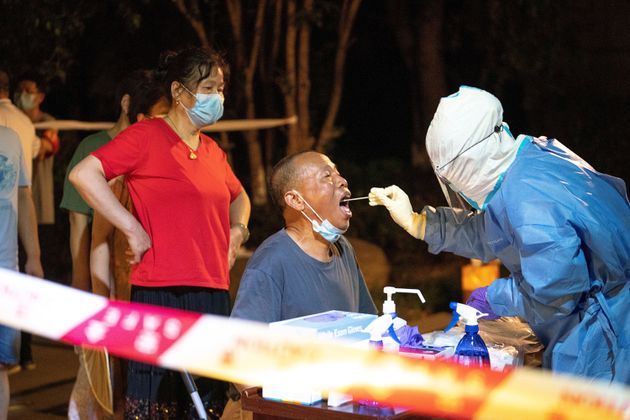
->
[263, 310, 378, 406]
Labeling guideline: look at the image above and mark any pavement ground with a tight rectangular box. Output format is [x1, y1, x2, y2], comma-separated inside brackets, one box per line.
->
[8, 337, 77, 419]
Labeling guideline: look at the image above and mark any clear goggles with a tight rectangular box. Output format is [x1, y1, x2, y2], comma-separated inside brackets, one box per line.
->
[433, 125, 502, 224]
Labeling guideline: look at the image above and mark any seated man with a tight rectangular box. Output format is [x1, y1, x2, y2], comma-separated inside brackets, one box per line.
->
[223, 151, 377, 420]
[231, 150, 377, 322]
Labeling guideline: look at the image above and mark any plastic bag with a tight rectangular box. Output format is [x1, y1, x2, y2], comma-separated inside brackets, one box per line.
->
[477, 316, 544, 368]
[422, 316, 544, 370]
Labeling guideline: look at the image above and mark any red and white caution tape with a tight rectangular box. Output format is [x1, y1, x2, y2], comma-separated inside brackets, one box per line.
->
[1, 268, 628, 419]
[33, 116, 297, 132]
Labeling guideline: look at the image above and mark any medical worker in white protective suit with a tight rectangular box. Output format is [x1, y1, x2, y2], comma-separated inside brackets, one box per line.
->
[369, 86, 630, 384]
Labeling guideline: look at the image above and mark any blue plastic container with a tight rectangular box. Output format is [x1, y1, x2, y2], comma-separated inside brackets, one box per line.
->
[453, 323, 490, 368]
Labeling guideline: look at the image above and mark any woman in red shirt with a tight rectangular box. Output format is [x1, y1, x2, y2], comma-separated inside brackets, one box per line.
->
[70, 47, 251, 418]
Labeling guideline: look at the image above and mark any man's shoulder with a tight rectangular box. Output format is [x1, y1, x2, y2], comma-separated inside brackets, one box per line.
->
[0, 102, 33, 125]
[247, 230, 294, 266]
[78, 131, 111, 151]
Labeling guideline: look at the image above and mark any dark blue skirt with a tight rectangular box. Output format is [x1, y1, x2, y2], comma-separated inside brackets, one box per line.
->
[125, 285, 230, 419]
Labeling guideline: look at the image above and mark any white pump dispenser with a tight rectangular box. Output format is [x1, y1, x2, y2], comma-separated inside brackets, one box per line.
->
[364, 286, 426, 352]
[382, 286, 426, 316]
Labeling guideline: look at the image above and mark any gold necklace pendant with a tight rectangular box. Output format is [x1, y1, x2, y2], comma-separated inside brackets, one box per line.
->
[166, 115, 199, 160]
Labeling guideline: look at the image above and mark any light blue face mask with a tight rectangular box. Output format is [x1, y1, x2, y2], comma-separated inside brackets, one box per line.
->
[180, 84, 224, 128]
[295, 192, 347, 243]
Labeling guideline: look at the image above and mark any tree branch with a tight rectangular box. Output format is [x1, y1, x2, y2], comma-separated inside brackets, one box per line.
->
[173, 0, 210, 47]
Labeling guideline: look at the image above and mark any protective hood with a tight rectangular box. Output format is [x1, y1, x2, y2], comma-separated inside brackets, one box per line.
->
[425, 86, 524, 210]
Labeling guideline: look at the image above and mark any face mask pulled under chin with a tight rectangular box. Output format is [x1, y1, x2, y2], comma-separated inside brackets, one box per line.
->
[295, 192, 347, 243]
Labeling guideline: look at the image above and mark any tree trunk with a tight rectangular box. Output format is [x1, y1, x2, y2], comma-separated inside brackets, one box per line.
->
[386, 0, 446, 168]
[226, 0, 244, 70]
[316, 0, 362, 152]
[174, 0, 210, 47]
[283, 0, 300, 154]
[414, 0, 446, 168]
[243, 0, 268, 205]
[261, 0, 284, 172]
[296, 0, 314, 151]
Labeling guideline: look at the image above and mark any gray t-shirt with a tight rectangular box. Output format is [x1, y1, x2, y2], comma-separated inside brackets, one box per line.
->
[231, 229, 377, 323]
[0, 126, 29, 270]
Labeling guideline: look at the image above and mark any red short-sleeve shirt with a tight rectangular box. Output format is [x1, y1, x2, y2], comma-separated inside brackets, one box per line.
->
[92, 118, 242, 290]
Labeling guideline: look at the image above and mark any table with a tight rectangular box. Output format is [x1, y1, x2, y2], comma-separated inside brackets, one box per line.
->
[240, 387, 430, 420]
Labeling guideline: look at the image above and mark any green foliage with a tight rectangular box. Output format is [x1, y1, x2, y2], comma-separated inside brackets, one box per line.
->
[0, 0, 99, 83]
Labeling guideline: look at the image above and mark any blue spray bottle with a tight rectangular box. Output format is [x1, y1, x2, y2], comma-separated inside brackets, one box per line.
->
[444, 302, 490, 368]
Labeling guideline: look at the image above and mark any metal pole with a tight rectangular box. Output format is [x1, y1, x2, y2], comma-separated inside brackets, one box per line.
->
[181, 371, 208, 420]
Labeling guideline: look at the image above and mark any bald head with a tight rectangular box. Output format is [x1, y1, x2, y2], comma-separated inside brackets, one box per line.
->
[269, 151, 321, 209]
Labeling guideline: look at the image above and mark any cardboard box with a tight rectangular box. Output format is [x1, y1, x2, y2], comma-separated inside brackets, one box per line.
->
[269, 310, 377, 342]
[263, 310, 378, 405]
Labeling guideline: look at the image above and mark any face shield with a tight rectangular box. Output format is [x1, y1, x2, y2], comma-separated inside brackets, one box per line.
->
[434, 172, 473, 224]
[427, 86, 525, 224]
[433, 126, 502, 224]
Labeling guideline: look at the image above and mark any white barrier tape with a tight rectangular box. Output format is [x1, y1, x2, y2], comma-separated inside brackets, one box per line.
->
[0, 268, 628, 419]
[33, 116, 297, 132]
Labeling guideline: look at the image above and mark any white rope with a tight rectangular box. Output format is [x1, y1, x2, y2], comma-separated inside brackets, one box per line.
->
[33, 115, 297, 132]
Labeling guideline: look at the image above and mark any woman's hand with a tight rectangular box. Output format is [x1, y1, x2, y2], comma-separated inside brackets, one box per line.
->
[125, 222, 152, 264]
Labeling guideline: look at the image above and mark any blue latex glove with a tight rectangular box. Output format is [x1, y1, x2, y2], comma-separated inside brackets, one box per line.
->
[395, 325, 424, 347]
[466, 286, 500, 320]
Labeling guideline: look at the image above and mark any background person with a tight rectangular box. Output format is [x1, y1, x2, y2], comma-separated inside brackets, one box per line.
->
[61, 69, 169, 420]
[369, 86, 630, 384]
[0, 126, 43, 420]
[69, 46, 251, 418]
[14, 74, 60, 372]
[0, 70, 40, 181]
[0, 71, 44, 374]
[60, 69, 168, 293]
[14, 74, 60, 225]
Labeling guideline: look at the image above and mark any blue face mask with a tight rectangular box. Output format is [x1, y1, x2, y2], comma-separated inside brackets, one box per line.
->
[295, 192, 347, 243]
[180, 84, 224, 128]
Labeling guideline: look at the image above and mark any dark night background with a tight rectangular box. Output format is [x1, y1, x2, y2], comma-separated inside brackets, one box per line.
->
[1, 0, 630, 311]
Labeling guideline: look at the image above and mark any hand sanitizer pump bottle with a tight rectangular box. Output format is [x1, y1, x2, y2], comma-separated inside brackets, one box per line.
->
[365, 286, 426, 353]
[359, 287, 426, 409]
[445, 302, 490, 368]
